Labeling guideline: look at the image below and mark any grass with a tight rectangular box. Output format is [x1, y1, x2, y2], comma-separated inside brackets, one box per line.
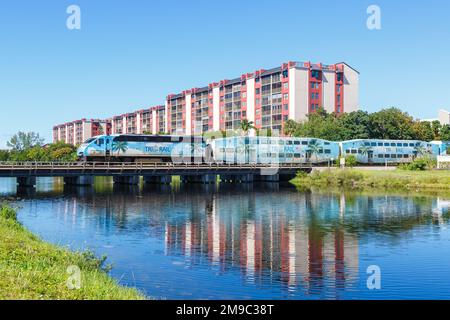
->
[0, 202, 146, 300]
[292, 168, 450, 191]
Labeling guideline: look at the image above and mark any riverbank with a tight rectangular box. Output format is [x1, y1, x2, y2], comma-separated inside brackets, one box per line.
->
[0, 203, 145, 300]
[292, 168, 450, 191]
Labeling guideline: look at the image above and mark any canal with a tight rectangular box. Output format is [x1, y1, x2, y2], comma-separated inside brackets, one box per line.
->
[1, 177, 450, 299]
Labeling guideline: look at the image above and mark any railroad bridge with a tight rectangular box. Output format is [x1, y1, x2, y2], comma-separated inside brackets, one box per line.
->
[0, 162, 312, 187]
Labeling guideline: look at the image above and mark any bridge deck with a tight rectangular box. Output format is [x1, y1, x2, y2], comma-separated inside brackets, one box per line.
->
[0, 162, 312, 177]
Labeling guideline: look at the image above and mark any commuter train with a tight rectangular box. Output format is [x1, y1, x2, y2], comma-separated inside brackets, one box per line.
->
[77, 134, 450, 165]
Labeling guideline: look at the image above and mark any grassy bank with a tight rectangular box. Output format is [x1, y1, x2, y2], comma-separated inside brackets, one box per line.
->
[0, 203, 145, 300]
[292, 169, 450, 191]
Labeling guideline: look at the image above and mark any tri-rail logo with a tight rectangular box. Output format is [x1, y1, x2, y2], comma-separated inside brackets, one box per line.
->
[144, 145, 172, 153]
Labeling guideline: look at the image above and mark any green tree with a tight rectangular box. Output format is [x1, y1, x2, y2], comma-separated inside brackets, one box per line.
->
[7, 132, 45, 151]
[284, 119, 299, 137]
[239, 119, 255, 135]
[368, 108, 416, 140]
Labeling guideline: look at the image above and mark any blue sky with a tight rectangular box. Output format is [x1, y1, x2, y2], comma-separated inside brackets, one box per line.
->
[0, 0, 449, 147]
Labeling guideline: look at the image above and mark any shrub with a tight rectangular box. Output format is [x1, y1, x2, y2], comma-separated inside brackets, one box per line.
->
[399, 157, 436, 171]
[345, 155, 358, 168]
[0, 203, 17, 220]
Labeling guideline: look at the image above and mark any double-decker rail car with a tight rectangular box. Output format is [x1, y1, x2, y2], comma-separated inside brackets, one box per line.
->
[340, 139, 436, 164]
[211, 137, 340, 164]
[77, 134, 212, 163]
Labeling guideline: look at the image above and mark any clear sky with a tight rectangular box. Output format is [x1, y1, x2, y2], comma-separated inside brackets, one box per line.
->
[1, 0, 449, 147]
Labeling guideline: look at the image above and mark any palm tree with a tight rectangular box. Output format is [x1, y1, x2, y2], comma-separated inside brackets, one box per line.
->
[240, 119, 255, 135]
[112, 141, 128, 156]
[307, 139, 321, 163]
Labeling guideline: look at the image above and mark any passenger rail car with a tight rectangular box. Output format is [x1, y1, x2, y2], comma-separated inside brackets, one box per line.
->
[340, 139, 438, 164]
[211, 137, 340, 164]
[77, 134, 212, 163]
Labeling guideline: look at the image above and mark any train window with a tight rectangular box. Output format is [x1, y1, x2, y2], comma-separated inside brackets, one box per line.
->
[294, 153, 301, 157]
[384, 143, 389, 146]
[286, 153, 293, 158]
[371, 142, 377, 146]
[385, 154, 390, 158]
[358, 150, 362, 154]
[397, 143, 402, 147]
[84, 138, 96, 144]
[351, 150, 357, 154]
[409, 143, 414, 147]
[403, 154, 409, 158]
[391, 143, 396, 147]
[378, 154, 384, 158]
[319, 149, 324, 154]
[301, 141, 308, 145]
[279, 153, 285, 158]
[346, 150, 350, 154]
[403, 143, 408, 147]
[391, 154, 397, 158]
[325, 149, 331, 154]
[378, 142, 383, 146]
[324, 142, 330, 145]
[364, 142, 370, 146]
[287, 141, 293, 145]
[96, 139, 104, 146]
[278, 140, 284, 145]
[294, 141, 300, 145]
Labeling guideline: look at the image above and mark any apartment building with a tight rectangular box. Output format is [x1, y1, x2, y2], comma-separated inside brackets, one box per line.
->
[166, 61, 359, 135]
[53, 106, 166, 144]
[53, 60, 359, 143]
[53, 119, 111, 145]
[110, 105, 166, 135]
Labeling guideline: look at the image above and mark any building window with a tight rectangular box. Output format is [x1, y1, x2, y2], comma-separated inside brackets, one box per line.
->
[282, 70, 288, 78]
[283, 82, 288, 89]
[283, 93, 288, 100]
[256, 88, 260, 94]
[337, 73, 343, 82]
[283, 104, 288, 111]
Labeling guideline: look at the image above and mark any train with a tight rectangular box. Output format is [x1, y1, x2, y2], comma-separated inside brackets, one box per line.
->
[77, 134, 450, 165]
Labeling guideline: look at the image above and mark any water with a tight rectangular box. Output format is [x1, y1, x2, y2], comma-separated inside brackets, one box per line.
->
[2, 177, 450, 300]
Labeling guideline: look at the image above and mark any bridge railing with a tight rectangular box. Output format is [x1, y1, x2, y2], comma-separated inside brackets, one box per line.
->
[0, 161, 310, 169]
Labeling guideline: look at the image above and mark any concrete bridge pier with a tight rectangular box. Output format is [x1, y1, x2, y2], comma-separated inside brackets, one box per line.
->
[143, 176, 172, 184]
[181, 174, 217, 184]
[113, 176, 140, 185]
[17, 176, 36, 187]
[64, 176, 94, 186]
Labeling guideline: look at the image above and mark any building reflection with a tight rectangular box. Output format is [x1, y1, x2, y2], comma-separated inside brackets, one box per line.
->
[163, 191, 360, 295]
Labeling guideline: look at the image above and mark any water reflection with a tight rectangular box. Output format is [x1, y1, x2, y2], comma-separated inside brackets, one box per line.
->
[2, 177, 450, 299]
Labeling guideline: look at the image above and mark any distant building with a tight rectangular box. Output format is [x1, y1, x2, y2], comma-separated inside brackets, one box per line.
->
[53, 119, 111, 145]
[439, 109, 450, 125]
[53, 106, 166, 144]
